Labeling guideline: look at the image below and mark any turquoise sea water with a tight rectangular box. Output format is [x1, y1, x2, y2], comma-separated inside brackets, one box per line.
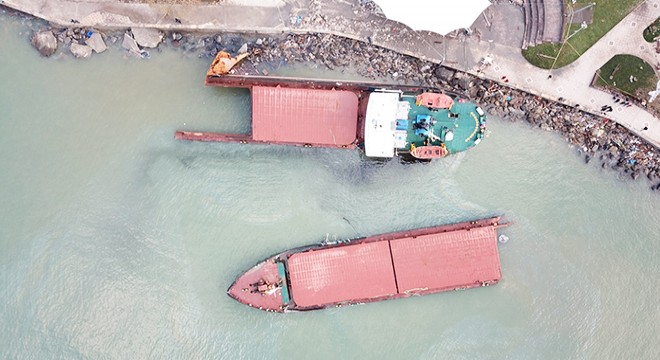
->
[1, 12, 659, 359]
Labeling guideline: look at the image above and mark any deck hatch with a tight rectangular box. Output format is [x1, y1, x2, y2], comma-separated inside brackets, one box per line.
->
[251, 86, 359, 146]
[389, 226, 501, 293]
[287, 242, 397, 308]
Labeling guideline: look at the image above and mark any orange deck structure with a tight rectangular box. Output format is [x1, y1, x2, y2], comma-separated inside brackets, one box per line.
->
[415, 92, 454, 109]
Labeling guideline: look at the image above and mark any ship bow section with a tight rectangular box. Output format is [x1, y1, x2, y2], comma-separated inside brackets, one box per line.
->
[228, 256, 290, 312]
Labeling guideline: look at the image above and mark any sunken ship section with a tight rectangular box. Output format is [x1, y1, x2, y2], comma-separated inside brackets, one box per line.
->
[175, 52, 487, 160]
[228, 216, 508, 312]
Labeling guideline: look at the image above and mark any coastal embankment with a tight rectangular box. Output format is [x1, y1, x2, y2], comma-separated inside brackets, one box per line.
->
[240, 33, 660, 189]
[4, 4, 660, 192]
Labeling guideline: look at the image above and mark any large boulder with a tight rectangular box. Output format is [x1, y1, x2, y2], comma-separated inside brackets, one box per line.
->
[131, 28, 163, 48]
[85, 32, 107, 53]
[31, 30, 58, 57]
[238, 43, 248, 54]
[435, 67, 455, 82]
[122, 33, 142, 57]
[453, 72, 471, 90]
[70, 43, 93, 58]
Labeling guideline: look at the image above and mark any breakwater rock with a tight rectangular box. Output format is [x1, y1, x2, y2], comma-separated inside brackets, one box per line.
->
[19, 19, 660, 191]
[238, 34, 660, 190]
[220, 33, 660, 190]
[69, 43, 92, 58]
[31, 30, 57, 57]
[472, 78, 660, 188]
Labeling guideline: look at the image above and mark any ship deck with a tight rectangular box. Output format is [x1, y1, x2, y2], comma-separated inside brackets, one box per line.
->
[227, 257, 288, 312]
[399, 96, 484, 154]
[285, 221, 501, 310]
[184, 74, 488, 157]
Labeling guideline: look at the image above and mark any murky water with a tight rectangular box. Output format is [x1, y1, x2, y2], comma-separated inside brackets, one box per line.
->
[1, 12, 659, 359]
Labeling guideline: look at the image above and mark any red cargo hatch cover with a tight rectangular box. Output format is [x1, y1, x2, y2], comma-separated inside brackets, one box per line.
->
[251, 86, 359, 146]
[287, 242, 397, 308]
[390, 226, 501, 293]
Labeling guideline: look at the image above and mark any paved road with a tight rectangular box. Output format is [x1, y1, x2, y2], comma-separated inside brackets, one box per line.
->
[2, 0, 659, 148]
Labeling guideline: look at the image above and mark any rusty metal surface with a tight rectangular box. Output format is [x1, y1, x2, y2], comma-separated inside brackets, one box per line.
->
[175, 131, 252, 143]
[206, 74, 429, 93]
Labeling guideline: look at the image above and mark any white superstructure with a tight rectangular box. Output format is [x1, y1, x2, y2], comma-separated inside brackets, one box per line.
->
[364, 91, 401, 158]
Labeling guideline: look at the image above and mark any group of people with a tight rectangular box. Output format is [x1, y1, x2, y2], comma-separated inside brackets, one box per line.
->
[601, 94, 636, 114]
[613, 95, 633, 107]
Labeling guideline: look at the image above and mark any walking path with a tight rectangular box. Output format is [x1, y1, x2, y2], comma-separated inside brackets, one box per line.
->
[2, 0, 659, 148]
[443, 0, 660, 148]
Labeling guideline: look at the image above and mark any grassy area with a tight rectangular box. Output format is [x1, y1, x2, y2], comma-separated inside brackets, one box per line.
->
[522, 0, 643, 69]
[643, 17, 660, 42]
[594, 55, 657, 99]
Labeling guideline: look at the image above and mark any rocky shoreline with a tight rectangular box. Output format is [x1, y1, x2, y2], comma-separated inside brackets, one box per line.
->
[250, 34, 660, 191]
[10, 5, 660, 192]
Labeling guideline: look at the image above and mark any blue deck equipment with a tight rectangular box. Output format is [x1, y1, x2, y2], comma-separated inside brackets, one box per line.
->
[396, 119, 409, 130]
[415, 114, 432, 123]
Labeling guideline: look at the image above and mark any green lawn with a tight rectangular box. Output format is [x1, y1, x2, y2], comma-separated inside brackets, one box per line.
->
[643, 17, 660, 42]
[522, 0, 643, 69]
[594, 55, 657, 99]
